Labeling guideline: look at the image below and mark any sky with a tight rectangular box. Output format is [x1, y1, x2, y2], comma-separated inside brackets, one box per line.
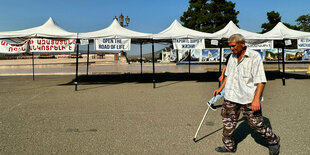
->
[0, 0, 309, 55]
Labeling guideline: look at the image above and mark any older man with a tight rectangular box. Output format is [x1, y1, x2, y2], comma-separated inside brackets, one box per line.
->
[214, 34, 280, 155]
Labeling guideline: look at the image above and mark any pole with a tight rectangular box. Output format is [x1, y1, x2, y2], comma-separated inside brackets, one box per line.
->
[219, 40, 223, 87]
[188, 50, 191, 75]
[140, 42, 143, 74]
[278, 48, 280, 71]
[32, 52, 35, 80]
[75, 42, 79, 91]
[152, 40, 155, 88]
[86, 43, 90, 76]
[282, 40, 286, 86]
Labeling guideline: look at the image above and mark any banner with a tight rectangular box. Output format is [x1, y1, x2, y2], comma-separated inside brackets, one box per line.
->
[172, 39, 205, 49]
[95, 38, 131, 51]
[246, 40, 273, 49]
[29, 39, 76, 52]
[297, 39, 310, 49]
[0, 40, 28, 54]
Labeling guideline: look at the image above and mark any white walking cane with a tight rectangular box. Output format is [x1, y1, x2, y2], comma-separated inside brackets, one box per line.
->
[193, 96, 216, 142]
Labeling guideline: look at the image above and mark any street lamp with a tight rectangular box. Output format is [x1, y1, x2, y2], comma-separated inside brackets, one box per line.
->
[115, 13, 130, 27]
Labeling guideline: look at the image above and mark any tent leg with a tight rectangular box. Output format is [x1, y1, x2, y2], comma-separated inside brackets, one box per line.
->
[152, 40, 156, 88]
[282, 42, 285, 86]
[32, 53, 35, 80]
[189, 50, 191, 76]
[75, 43, 79, 91]
[140, 42, 143, 74]
[219, 40, 223, 87]
[86, 43, 90, 76]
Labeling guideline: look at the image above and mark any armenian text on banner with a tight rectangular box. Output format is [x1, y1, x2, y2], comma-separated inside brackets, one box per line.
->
[172, 39, 205, 49]
[95, 38, 131, 51]
[297, 39, 310, 49]
[0, 40, 28, 54]
[29, 39, 76, 52]
[246, 40, 273, 49]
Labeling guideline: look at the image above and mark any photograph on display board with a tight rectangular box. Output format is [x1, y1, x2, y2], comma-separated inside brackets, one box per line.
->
[178, 49, 200, 62]
[302, 49, 310, 60]
[285, 49, 303, 61]
[264, 49, 279, 61]
[253, 49, 265, 60]
[201, 49, 219, 62]
[222, 48, 232, 62]
[169, 49, 177, 61]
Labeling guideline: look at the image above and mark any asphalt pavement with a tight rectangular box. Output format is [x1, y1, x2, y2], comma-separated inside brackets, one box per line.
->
[0, 72, 309, 154]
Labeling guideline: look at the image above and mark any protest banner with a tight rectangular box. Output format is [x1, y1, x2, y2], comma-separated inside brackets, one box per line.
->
[0, 40, 28, 54]
[95, 38, 131, 51]
[172, 39, 205, 50]
[298, 39, 310, 49]
[29, 39, 76, 52]
[246, 40, 273, 49]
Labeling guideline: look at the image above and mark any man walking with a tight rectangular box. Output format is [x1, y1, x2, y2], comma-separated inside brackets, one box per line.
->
[214, 34, 280, 155]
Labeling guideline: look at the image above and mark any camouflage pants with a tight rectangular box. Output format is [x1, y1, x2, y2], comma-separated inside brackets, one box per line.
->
[221, 100, 280, 151]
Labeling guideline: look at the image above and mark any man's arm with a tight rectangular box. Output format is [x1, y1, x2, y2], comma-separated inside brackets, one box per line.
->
[218, 66, 227, 82]
[252, 83, 265, 112]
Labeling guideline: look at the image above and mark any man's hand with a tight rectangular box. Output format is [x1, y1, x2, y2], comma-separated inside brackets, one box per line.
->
[251, 98, 261, 112]
[213, 89, 221, 96]
[218, 75, 224, 82]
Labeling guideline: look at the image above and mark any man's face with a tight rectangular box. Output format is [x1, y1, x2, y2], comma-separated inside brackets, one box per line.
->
[229, 40, 245, 55]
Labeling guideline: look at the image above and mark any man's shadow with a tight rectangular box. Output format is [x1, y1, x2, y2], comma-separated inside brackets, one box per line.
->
[233, 117, 272, 148]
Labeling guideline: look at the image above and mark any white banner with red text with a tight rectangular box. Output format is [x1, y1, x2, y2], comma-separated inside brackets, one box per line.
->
[95, 38, 131, 51]
[29, 39, 76, 52]
[0, 40, 28, 54]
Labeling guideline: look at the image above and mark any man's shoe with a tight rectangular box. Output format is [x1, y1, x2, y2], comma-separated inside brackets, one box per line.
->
[207, 102, 216, 111]
[215, 146, 236, 153]
[269, 144, 280, 155]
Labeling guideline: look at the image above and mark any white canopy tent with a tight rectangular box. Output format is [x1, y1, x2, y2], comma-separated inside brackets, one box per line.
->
[0, 17, 77, 39]
[213, 21, 265, 40]
[261, 22, 310, 40]
[78, 19, 152, 39]
[260, 22, 310, 86]
[153, 19, 219, 40]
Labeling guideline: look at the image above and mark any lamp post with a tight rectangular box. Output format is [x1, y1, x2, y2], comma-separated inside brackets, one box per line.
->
[115, 13, 130, 27]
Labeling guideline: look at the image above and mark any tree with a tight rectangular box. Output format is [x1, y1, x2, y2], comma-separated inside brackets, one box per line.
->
[261, 11, 300, 33]
[296, 14, 310, 32]
[261, 11, 281, 33]
[180, 0, 239, 33]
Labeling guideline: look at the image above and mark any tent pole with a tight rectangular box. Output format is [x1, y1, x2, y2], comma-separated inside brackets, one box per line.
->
[282, 40, 286, 86]
[188, 49, 191, 76]
[152, 40, 156, 88]
[32, 52, 35, 80]
[75, 41, 79, 91]
[278, 48, 280, 71]
[86, 43, 90, 76]
[219, 40, 223, 87]
[140, 42, 143, 74]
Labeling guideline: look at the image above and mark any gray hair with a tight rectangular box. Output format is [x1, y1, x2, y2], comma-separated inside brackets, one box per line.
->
[228, 34, 245, 43]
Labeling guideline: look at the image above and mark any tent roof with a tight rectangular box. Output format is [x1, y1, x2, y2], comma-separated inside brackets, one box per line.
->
[213, 21, 265, 40]
[153, 20, 219, 40]
[0, 17, 77, 39]
[78, 19, 152, 39]
[261, 22, 310, 40]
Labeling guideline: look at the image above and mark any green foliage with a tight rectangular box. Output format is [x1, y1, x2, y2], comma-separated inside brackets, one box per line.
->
[180, 0, 239, 33]
[296, 14, 310, 32]
[261, 11, 281, 33]
[261, 11, 301, 33]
